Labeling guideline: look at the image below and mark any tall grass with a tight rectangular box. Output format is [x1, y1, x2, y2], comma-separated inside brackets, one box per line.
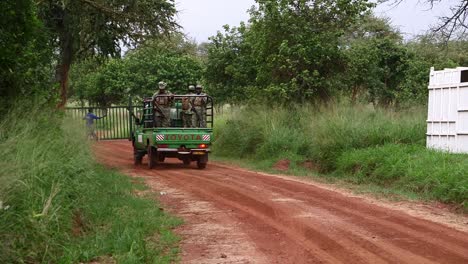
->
[337, 144, 468, 205]
[214, 103, 467, 207]
[215, 104, 425, 168]
[0, 106, 180, 263]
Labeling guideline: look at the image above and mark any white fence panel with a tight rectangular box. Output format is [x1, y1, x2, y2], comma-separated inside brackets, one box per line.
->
[427, 67, 468, 153]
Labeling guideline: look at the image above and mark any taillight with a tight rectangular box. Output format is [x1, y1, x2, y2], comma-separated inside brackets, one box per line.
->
[157, 144, 168, 148]
[198, 144, 207, 149]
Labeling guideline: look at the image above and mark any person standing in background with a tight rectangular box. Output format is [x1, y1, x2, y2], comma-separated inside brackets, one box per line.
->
[83, 108, 106, 140]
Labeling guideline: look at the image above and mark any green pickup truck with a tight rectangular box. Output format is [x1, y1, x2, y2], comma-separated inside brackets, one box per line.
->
[130, 95, 213, 169]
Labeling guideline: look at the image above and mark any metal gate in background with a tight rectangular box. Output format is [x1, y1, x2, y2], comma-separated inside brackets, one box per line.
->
[66, 105, 141, 140]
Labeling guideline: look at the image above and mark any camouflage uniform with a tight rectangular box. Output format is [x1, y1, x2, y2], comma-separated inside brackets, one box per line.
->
[152, 82, 173, 127]
[192, 85, 207, 128]
[182, 86, 195, 128]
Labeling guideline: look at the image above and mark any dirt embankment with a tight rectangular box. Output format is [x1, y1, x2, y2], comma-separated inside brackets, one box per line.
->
[95, 141, 468, 264]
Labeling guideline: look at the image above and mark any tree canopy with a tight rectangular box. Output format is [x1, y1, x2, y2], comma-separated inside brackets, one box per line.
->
[204, 0, 468, 106]
[0, 0, 54, 109]
[36, 0, 178, 107]
[205, 0, 374, 104]
[2, 0, 468, 110]
[70, 36, 203, 106]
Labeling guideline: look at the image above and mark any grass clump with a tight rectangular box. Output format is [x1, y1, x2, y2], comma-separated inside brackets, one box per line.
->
[303, 104, 425, 171]
[0, 105, 181, 263]
[214, 103, 467, 208]
[337, 144, 468, 206]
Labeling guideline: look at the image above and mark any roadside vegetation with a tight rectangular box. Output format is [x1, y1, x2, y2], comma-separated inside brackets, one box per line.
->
[206, 1, 467, 210]
[2, 0, 468, 260]
[0, 106, 181, 263]
[214, 104, 467, 210]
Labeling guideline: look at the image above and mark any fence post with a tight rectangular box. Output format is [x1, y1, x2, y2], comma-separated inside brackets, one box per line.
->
[128, 96, 133, 141]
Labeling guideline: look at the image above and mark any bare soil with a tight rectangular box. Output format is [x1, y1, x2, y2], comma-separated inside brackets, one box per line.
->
[273, 159, 290, 171]
[95, 141, 468, 264]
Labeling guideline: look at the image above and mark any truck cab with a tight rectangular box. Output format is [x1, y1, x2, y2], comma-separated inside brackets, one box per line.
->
[131, 95, 213, 169]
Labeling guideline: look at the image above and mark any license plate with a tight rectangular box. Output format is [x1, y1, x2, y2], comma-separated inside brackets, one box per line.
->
[192, 151, 205, 155]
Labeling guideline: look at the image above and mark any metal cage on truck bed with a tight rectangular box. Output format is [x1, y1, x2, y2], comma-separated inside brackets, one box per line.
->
[136, 95, 214, 130]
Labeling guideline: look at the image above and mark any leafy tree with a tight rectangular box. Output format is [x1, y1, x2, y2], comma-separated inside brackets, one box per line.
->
[343, 39, 412, 106]
[397, 35, 466, 104]
[248, 0, 373, 101]
[341, 15, 413, 106]
[204, 1, 468, 106]
[70, 37, 203, 106]
[343, 16, 467, 106]
[36, 0, 178, 108]
[205, 0, 373, 103]
[205, 24, 257, 104]
[0, 0, 54, 109]
[407, 35, 468, 67]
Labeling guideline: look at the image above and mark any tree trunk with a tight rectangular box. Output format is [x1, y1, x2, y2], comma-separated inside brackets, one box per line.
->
[351, 85, 359, 104]
[56, 11, 73, 109]
[57, 61, 71, 109]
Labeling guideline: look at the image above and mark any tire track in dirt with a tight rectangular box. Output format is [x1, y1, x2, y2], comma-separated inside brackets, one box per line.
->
[199, 169, 468, 257]
[161, 172, 396, 264]
[180, 173, 441, 264]
[94, 141, 468, 264]
[163, 171, 459, 263]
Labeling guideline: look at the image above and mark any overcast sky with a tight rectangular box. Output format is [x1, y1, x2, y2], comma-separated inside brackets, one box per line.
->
[175, 0, 457, 43]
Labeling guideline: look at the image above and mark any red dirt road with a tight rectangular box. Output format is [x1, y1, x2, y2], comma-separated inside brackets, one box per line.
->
[95, 141, 468, 264]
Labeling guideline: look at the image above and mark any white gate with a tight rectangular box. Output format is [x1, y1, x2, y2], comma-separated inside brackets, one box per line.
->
[427, 67, 468, 153]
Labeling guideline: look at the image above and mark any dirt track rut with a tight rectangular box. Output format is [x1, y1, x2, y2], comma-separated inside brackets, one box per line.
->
[95, 141, 468, 264]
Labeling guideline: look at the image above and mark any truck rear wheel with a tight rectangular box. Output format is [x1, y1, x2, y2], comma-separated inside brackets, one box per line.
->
[197, 154, 208, 169]
[133, 138, 143, 165]
[197, 161, 207, 169]
[134, 150, 143, 166]
[147, 145, 157, 169]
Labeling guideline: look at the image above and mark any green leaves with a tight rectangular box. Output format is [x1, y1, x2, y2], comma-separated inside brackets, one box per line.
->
[205, 0, 373, 103]
[70, 38, 203, 105]
[0, 0, 55, 108]
[34, 0, 178, 106]
[37, 0, 178, 58]
[204, 1, 468, 106]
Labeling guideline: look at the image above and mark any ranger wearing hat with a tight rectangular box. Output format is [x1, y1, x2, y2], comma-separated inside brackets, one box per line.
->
[152, 81, 173, 127]
[191, 84, 208, 128]
[181, 85, 195, 128]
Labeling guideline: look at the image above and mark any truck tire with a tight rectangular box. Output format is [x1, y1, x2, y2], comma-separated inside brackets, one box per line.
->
[197, 161, 207, 169]
[134, 150, 143, 166]
[133, 139, 143, 165]
[197, 154, 208, 169]
[147, 145, 157, 169]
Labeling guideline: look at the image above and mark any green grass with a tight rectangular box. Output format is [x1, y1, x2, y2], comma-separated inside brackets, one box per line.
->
[214, 103, 467, 209]
[0, 105, 181, 263]
[336, 144, 468, 206]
